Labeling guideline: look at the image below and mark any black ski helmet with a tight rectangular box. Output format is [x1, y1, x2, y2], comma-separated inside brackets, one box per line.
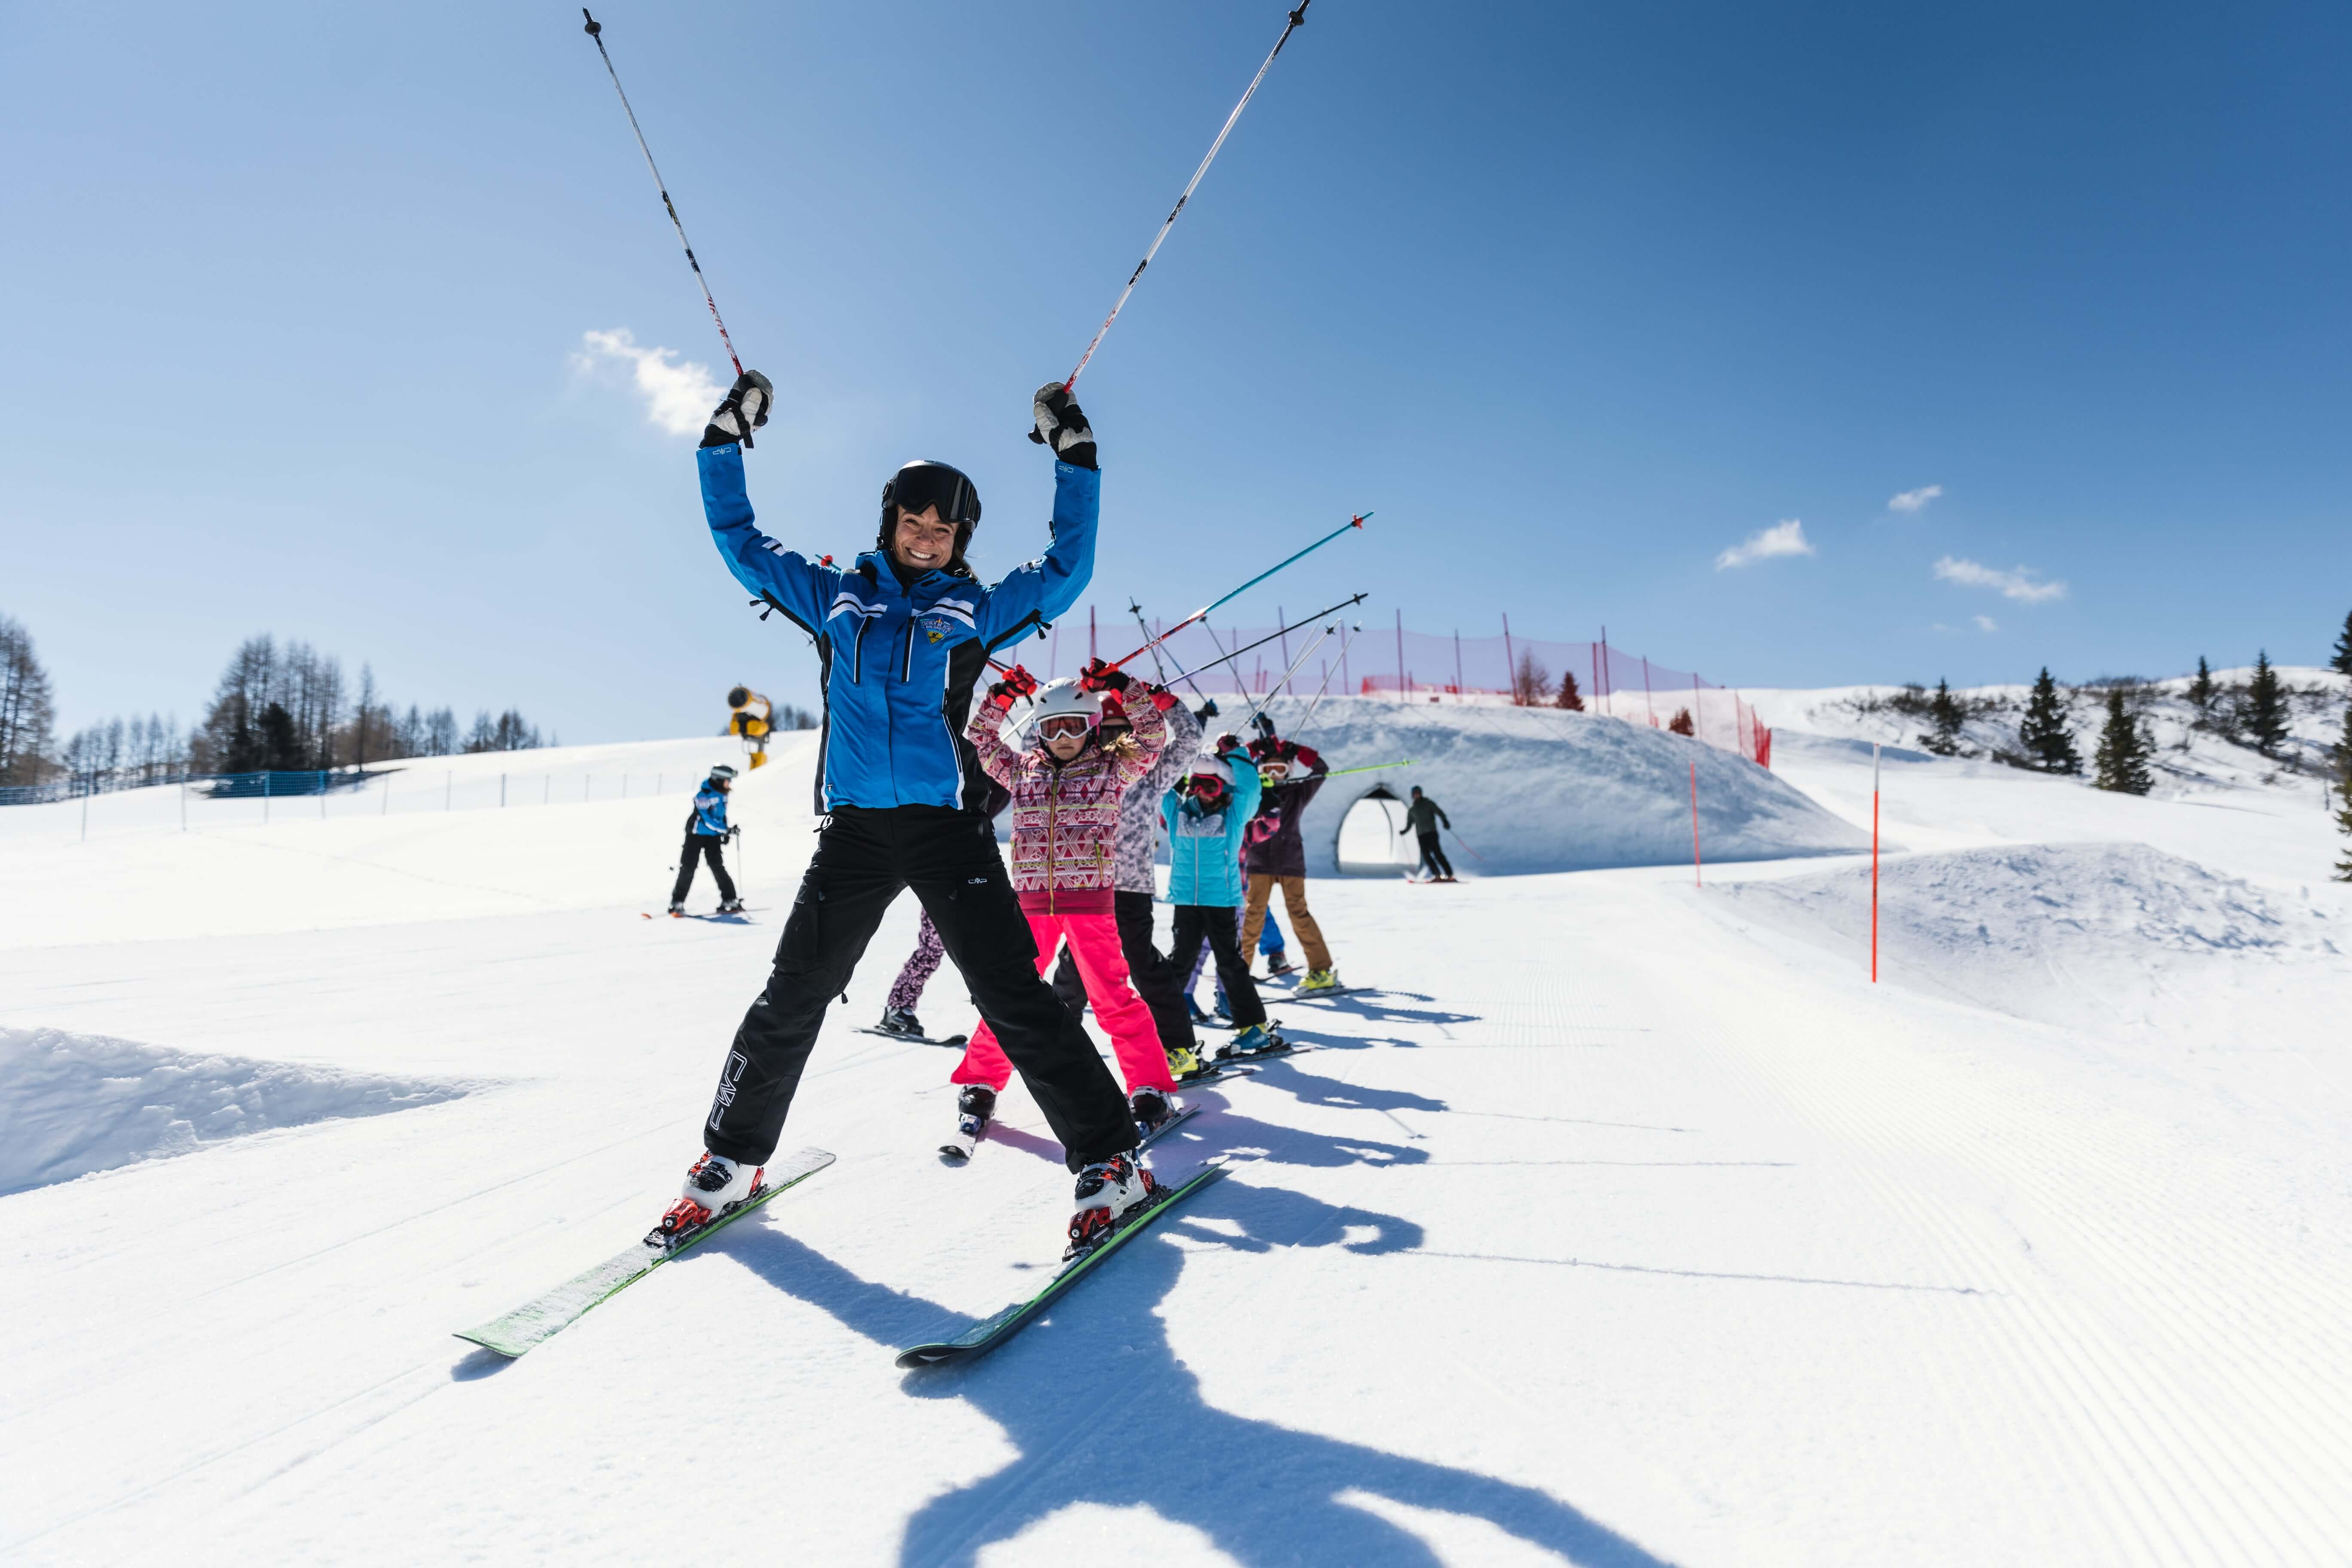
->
[879, 460, 981, 564]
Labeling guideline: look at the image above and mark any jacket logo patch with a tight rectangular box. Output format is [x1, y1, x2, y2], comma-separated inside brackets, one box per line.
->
[921, 617, 953, 642]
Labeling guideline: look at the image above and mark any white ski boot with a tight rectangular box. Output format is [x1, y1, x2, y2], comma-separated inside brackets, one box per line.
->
[657, 1151, 763, 1240]
[1130, 1087, 1176, 1138]
[940, 1084, 995, 1163]
[1066, 1150, 1161, 1259]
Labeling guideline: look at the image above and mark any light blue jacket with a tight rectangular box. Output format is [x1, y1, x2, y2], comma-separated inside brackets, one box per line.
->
[1160, 764, 1264, 907]
[697, 442, 1098, 812]
[689, 783, 728, 837]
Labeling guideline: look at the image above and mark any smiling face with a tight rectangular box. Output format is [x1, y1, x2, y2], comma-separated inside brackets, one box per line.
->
[891, 504, 958, 573]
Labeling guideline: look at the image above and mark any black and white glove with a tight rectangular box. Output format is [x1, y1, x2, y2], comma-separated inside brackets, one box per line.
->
[701, 370, 775, 449]
[1027, 382, 1096, 469]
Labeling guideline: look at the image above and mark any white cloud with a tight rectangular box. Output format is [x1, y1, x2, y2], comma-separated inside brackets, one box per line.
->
[1973, 614, 1998, 632]
[575, 328, 723, 436]
[1715, 518, 1815, 570]
[1934, 555, 2066, 604]
[1888, 484, 1943, 513]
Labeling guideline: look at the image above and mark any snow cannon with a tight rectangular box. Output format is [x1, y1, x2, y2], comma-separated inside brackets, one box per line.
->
[726, 686, 775, 770]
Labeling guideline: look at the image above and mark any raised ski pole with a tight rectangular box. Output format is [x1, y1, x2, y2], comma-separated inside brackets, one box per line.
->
[580, 11, 751, 434]
[1240, 624, 1334, 729]
[1108, 515, 1369, 673]
[1057, 1, 1315, 393]
[1161, 594, 1367, 688]
[1129, 600, 1209, 703]
[1290, 622, 1363, 736]
[1323, 758, 1412, 777]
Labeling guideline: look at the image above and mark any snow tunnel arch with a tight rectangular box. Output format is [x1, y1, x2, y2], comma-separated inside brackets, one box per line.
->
[1335, 784, 1412, 875]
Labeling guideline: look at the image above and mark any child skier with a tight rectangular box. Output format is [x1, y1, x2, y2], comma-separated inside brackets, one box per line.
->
[950, 665, 1178, 1146]
[668, 764, 742, 915]
[1241, 727, 1340, 991]
[1049, 695, 1205, 1079]
[667, 369, 1154, 1260]
[1163, 752, 1278, 1057]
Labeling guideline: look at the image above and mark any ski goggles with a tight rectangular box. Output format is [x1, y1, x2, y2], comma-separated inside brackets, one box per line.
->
[882, 460, 980, 526]
[1036, 715, 1092, 740]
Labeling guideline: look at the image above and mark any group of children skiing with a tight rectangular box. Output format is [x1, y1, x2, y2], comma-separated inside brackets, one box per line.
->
[654, 368, 1368, 1261]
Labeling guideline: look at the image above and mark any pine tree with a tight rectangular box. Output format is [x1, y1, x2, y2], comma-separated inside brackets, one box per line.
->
[2332, 610, 2352, 678]
[2242, 650, 2289, 756]
[2186, 655, 2215, 721]
[1919, 679, 1965, 755]
[1554, 669, 1585, 711]
[1667, 707, 1694, 736]
[2334, 703, 2352, 882]
[2093, 688, 2153, 794]
[2017, 667, 2080, 774]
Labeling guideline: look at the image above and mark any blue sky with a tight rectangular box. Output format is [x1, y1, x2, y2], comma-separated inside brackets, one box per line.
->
[4, 0, 2348, 741]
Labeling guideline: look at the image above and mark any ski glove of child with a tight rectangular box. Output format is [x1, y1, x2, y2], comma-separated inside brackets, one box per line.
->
[701, 370, 775, 449]
[986, 665, 1041, 711]
[1027, 383, 1097, 469]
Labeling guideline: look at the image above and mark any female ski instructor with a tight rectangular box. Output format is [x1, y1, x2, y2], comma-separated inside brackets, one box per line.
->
[662, 371, 1156, 1256]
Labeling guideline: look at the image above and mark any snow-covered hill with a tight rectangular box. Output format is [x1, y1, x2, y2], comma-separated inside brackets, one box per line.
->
[1240, 695, 1867, 873]
[2, 682, 2348, 1565]
[1747, 665, 2349, 801]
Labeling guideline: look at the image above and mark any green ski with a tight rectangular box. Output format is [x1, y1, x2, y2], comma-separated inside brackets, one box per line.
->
[895, 1158, 1229, 1369]
[456, 1146, 835, 1358]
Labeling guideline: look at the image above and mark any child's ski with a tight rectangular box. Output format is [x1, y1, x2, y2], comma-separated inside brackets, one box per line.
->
[894, 1158, 1229, 1368]
[454, 1147, 834, 1359]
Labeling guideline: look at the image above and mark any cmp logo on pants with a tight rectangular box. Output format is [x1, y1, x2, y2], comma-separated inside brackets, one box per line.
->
[708, 1051, 749, 1129]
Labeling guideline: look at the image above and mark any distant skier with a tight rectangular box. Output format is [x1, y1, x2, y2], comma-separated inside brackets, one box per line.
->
[1047, 694, 1206, 1079]
[950, 666, 1177, 1145]
[1400, 785, 1455, 882]
[1163, 751, 1278, 1058]
[1240, 725, 1340, 992]
[668, 765, 743, 915]
[875, 779, 1012, 1040]
[667, 369, 1155, 1261]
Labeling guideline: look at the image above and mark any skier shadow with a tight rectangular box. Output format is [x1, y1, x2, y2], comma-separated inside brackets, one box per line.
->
[729, 1179, 1672, 1568]
[1265, 991, 1479, 1041]
[1217, 1053, 1450, 1118]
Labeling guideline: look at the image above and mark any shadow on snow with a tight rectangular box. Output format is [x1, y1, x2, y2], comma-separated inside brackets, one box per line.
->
[719, 1164, 1673, 1567]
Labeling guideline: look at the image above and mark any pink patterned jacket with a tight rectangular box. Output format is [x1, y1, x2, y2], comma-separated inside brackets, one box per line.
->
[968, 694, 1170, 916]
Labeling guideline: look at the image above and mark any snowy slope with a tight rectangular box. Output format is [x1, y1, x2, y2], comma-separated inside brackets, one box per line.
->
[0, 1026, 468, 1195]
[1234, 695, 1867, 873]
[0, 733, 824, 948]
[2, 686, 2349, 1565]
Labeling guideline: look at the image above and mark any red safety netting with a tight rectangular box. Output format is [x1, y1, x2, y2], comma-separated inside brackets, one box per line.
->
[1008, 608, 1771, 768]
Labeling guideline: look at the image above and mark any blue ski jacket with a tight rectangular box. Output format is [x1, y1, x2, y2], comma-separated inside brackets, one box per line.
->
[686, 783, 729, 838]
[1160, 765, 1263, 908]
[696, 443, 1098, 812]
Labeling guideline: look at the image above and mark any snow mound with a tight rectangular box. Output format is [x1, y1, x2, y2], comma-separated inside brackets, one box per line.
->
[1242, 696, 1867, 873]
[1716, 842, 2345, 1035]
[0, 1027, 467, 1195]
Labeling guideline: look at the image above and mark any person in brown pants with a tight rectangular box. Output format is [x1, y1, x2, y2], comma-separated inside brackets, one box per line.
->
[1238, 729, 1339, 992]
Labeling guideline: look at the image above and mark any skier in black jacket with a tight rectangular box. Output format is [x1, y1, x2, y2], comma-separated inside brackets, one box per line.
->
[1400, 785, 1455, 882]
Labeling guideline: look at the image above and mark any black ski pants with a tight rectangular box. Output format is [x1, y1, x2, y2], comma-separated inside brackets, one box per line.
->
[1415, 831, 1454, 880]
[701, 804, 1135, 1173]
[1052, 888, 1196, 1057]
[1168, 902, 1267, 1029]
[672, 833, 737, 905]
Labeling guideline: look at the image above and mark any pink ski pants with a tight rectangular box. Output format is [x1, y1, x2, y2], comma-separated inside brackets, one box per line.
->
[952, 910, 1176, 1095]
